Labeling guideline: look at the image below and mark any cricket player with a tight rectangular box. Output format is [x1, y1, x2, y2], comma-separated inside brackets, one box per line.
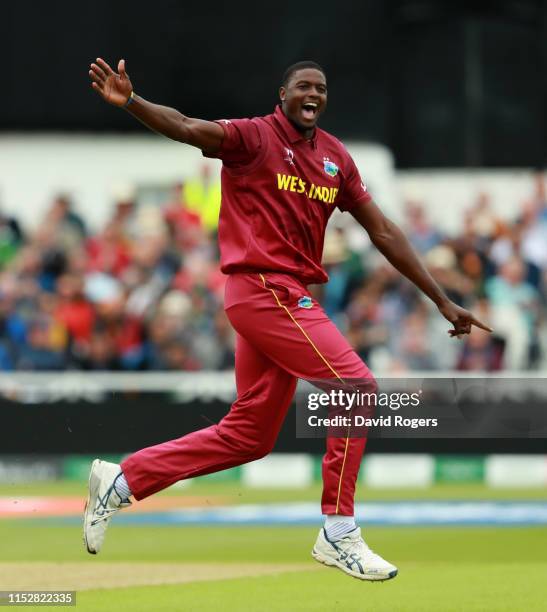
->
[85, 58, 491, 581]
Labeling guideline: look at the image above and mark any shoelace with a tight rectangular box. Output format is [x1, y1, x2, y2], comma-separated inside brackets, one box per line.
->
[339, 534, 384, 565]
[91, 507, 119, 525]
[92, 484, 130, 524]
[94, 484, 116, 513]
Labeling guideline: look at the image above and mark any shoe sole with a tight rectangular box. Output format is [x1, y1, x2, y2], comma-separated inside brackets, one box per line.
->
[312, 549, 398, 582]
[83, 458, 102, 555]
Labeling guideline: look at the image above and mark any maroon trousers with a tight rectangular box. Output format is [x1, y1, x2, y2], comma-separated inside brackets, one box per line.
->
[122, 272, 374, 515]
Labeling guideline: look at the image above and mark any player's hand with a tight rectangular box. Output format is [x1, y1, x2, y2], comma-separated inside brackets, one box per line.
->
[438, 300, 493, 338]
[89, 58, 133, 107]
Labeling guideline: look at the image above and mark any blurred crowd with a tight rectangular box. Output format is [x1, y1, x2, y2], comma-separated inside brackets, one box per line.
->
[0, 169, 545, 372]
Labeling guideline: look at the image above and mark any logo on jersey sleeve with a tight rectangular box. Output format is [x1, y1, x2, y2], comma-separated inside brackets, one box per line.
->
[323, 157, 339, 177]
[297, 296, 313, 309]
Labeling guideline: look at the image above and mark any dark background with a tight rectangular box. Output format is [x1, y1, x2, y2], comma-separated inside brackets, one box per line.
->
[2, 0, 546, 168]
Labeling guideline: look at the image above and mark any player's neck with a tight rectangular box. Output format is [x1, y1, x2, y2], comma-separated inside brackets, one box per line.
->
[291, 120, 315, 141]
[281, 106, 315, 141]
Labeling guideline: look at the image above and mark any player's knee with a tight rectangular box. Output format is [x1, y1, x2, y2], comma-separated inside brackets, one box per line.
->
[356, 374, 378, 396]
[217, 427, 272, 460]
[242, 438, 273, 461]
[350, 375, 379, 419]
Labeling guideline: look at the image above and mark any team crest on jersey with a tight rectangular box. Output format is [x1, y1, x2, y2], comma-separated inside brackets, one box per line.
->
[297, 296, 313, 309]
[323, 157, 339, 177]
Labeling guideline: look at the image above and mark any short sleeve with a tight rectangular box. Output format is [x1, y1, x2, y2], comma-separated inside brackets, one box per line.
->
[203, 118, 262, 168]
[336, 155, 372, 212]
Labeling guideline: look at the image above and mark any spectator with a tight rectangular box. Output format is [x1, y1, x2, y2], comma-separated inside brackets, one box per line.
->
[396, 307, 436, 371]
[16, 317, 66, 370]
[80, 326, 121, 370]
[86, 220, 131, 277]
[404, 201, 442, 254]
[163, 182, 204, 250]
[485, 257, 540, 369]
[0, 206, 24, 268]
[183, 163, 222, 232]
[93, 294, 145, 370]
[160, 337, 201, 371]
[46, 194, 87, 239]
[0, 289, 26, 370]
[55, 273, 95, 345]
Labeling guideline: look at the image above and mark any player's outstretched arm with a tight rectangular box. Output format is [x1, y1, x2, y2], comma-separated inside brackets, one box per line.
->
[88, 58, 224, 154]
[351, 200, 493, 338]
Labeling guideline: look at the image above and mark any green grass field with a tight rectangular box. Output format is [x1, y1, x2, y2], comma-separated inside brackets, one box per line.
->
[1, 481, 546, 611]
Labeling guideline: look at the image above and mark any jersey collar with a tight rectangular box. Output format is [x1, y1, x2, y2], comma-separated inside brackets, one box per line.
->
[271, 105, 318, 148]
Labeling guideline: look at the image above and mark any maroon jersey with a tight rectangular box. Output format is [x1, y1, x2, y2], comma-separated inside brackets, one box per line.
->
[205, 105, 371, 285]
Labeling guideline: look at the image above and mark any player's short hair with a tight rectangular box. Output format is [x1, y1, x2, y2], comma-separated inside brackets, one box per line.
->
[281, 61, 326, 87]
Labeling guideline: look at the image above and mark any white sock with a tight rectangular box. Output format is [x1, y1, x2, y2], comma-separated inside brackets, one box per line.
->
[324, 514, 356, 541]
[113, 472, 132, 500]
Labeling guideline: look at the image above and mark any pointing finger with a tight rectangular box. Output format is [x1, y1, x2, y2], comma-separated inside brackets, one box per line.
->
[118, 59, 126, 76]
[471, 317, 493, 333]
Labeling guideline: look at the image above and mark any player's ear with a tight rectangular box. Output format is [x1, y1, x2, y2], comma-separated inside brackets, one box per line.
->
[279, 86, 286, 101]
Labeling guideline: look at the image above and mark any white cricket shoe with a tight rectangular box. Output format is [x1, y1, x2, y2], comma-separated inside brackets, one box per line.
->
[83, 459, 131, 554]
[312, 527, 398, 581]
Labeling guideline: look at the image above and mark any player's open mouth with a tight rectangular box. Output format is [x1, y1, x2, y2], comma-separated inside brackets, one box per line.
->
[301, 102, 318, 121]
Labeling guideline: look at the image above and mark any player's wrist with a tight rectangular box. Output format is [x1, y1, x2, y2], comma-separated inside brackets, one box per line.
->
[123, 91, 135, 108]
[435, 295, 452, 310]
